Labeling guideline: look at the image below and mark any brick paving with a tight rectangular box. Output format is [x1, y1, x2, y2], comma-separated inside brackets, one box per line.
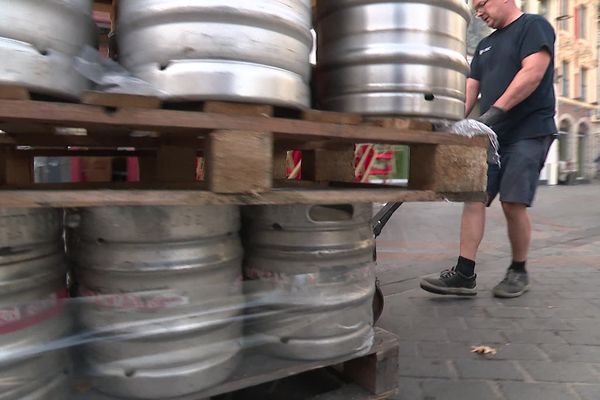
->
[376, 183, 600, 400]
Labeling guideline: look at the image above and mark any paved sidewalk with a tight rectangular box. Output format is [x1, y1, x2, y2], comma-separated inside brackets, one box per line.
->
[375, 183, 600, 400]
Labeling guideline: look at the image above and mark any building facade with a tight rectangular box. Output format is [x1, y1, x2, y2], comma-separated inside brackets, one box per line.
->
[522, 0, 599, 181]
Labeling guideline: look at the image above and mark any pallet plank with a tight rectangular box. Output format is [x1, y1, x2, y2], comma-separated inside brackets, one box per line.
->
[366, 118, 433, 131]
[0, 100, 488, 147]
[203, 101, 274, 117]
[0, 85, 31, 101]
[81, 91, 162, 109]
[300, 109, 363, 125]
[0, 188, 486, 208]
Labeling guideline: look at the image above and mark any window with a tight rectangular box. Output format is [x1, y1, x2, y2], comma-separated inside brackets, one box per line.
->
[579, 67, 587, 100]
[561, 61, 569, 97]
[538, 0, 549, 18]
[559, 0, 569, 30]
[576, 5, 587, 39]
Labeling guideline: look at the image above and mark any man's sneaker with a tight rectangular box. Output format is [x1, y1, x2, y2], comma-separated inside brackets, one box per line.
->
[420, 268, 477, 296]
[493, 269, 529, 298]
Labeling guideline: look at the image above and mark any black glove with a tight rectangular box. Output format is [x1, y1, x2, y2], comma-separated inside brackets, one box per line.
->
[476, 106, 506, 127]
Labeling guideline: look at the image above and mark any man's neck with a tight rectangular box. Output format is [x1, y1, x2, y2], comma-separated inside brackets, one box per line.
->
[500, 9, 524, 29]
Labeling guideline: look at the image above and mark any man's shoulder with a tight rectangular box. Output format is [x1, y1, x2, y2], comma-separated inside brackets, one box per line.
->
[520, 13, 553, 30]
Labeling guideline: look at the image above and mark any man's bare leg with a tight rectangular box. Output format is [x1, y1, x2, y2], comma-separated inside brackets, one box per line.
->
[459, 202, 487, 261]
[501, 201, 530, 261]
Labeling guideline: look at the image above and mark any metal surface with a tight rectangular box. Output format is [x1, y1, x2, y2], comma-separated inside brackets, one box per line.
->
[70, 206, 244, 399]
[316, 0, 471, 120]
[117, 0, 312, 107]
[371, 202, 404, 323]
[243, 204, 375, 361]
[0, 208, 70, 400]
[0, 0, 96, 99]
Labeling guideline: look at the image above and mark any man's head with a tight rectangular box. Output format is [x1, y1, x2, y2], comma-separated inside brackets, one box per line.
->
[473, 0, 521, 29]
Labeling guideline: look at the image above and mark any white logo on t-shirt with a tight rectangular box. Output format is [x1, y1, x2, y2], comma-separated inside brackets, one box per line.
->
[479, 46, 492, 55]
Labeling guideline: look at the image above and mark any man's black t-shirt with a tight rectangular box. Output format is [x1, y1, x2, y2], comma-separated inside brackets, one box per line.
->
[470, 14, 557, 144]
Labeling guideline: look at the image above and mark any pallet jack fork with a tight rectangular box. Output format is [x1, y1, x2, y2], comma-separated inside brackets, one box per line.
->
[371, 202, 403, 323]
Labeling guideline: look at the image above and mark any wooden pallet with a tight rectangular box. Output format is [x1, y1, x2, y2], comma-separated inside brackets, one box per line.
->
[0, 86, 488, 207]
[74, 328, 400, 400]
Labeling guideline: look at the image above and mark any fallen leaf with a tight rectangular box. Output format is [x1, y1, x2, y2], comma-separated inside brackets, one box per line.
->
[471, 345, 497, 356]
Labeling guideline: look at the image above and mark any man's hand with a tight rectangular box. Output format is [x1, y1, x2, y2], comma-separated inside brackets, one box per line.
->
[476, 106, 506, 127]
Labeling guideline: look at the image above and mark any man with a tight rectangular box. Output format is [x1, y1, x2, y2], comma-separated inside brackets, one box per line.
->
[420, 0, 557, 298]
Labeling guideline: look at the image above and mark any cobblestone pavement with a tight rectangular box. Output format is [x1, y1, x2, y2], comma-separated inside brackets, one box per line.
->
[375, 183, 600, 400]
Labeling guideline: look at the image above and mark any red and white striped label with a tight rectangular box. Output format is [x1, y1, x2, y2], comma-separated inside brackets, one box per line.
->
[0, 289, 68, 334]
[79, 287, 188, 311]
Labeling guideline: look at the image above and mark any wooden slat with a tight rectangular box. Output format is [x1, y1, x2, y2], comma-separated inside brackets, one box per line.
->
[0, 188, 486, 208]
[0, 100, 488, 147]
[366, 117, 434, 131]
[203, 101, 274, 117]
[16, 149, 153, 157]
[301, 109, 363, 125]
[273, 150, 289, 180]
[408, 144, 488, 193]
[1, 134, 202, 148]
[207, 130, 273, 193]
[81, 91, 162, 109]
[0, 85, 30, 101]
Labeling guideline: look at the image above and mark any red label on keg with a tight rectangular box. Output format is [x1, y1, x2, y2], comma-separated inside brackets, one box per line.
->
[0, 289, 68, 334]
[79, 287, 188, 310]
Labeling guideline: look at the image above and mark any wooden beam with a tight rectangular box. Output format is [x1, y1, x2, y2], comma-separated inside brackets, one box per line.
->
[81, 91, 162, 109]
[273, 151, 289, 180]
[206, 130, 273, 193]
[0, 188, 486, 208]
[0, 100, 489, 147]
[0, 85, 30, 101]
[408, 144, 488, 192]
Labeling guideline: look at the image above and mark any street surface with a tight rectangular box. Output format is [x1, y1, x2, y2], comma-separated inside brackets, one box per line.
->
[376, 182, 600, 399]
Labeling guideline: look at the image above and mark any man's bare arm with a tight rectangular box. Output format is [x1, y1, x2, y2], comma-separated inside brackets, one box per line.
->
[494, 49, 552, 112]
[465, 78, 481, 117]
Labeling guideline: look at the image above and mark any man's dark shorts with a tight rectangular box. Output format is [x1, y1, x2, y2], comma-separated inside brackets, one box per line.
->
[487, 135, 555, 207]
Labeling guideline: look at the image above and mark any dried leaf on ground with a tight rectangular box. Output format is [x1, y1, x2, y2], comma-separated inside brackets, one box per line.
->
[471, 345, 497, 356]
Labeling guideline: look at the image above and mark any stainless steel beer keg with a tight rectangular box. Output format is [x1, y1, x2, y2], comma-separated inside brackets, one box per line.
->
[71, 206, 244, 399]
[0, 0, 96, 99]
[243, 204, 375, 361]
[316, 0, 471, 120]
[0, 208, 70, 400]
[117, 0, 312, 107]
